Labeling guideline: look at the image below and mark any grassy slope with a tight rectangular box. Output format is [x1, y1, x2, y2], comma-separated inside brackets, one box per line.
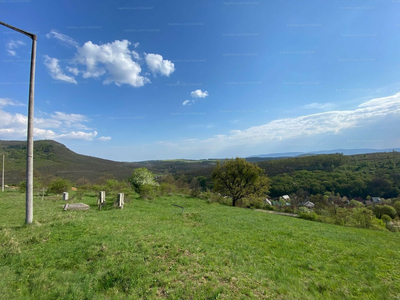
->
[1, 191, 400, 299]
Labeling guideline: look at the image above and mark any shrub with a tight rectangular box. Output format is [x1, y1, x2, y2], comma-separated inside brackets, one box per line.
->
[159, 182, 176, 196]
[264, 204, 275, 211]
[393, 201, 400, 215]
[349, 199, 364, 207]
[298, 207, 310, 214]
[381, 214, 392, 224]
[128, 168, 159, 193]
[349, 208, 378, 229]
[19, 181, 26, 193]
[299, 212, 318, 221]
[332, 208, 351, 226]
[240, 196, 265, 209]
[374, 205, 397, 219]
[139, 184, 157, 200]
[47, 178, 71, 194]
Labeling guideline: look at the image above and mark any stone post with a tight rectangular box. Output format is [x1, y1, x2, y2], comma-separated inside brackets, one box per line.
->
[118, 193, 124, 209]
[63, 192, 69, 201]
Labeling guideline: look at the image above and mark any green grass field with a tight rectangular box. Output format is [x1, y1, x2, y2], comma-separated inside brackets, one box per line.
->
[1, 190, 399, 299]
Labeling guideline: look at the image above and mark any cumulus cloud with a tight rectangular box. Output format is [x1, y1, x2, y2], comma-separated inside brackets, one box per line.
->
[98, 136, 111, 141]
[6, 40, 25, 56]
[44, 36, 174, 87]
[75, 40, 150, 87]
[46, 30, 79, 47]
[182, 89, 209, 106]
[44, 55, 77, 84]
[190, 89, 209, 98]
[0, 104, 102, 141]
[145, 53, 175, 76]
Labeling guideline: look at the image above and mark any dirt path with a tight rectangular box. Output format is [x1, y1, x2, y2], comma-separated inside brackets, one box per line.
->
[255, 209, 298, 218]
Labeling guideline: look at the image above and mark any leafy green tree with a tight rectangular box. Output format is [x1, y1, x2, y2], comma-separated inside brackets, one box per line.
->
[47, 178, 71, 194]
[128, 168, 158, 192]
[212, 158, 270, 207]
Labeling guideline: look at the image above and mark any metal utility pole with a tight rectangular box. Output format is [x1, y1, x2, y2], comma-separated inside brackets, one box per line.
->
[1, 154, 4, 192]
[0, 21, 37, 224]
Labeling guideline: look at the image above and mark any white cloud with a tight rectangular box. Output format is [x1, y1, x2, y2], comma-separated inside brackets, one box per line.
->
[44, 55, 77, 84]
[46, 30, 79, 47]
[182, 100, 191, 106]
[207, 93, 400, 144]
[58, 131, 98, 141]
[6, 40, 25, 56]
[67, 66, 80, 75]
[0, 98, 24, 107]
[43, 39, 173, 87]
[0, 104, 99, 141]
[145, 53, 175, 76]
[98, 136, 111, 141]
[75, 40, 150, 87]
[303, 102, 335, 110]
[190, 89, 209, 98]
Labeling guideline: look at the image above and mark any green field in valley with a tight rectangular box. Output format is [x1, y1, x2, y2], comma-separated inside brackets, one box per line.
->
[1, 190, 399, 299]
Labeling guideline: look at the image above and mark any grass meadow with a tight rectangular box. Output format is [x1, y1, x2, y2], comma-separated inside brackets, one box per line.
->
[1, 190, 400, 299]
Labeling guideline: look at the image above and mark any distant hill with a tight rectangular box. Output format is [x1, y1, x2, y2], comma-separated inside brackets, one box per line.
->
[249, 148, 400, 158]
[0, 140, 218, 184]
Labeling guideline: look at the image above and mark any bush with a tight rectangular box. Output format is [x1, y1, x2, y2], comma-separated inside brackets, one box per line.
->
[159, 182, 176, 196]
[393, 201, 400, 215]
[47, 178, 71, 194]
[373, 205, 397, 219]
[298, 207, 310, 214]
[139, 184, 157, 200]
[128, 168, 159, 193]
[19, 181, 26, 193]
[239, 196, 264, 209]
[199, 190, 212, 200]
[299, 212, 318, 221]
[349, 208, 378, 229]
[264, 204, 275, 211]
[349, 199, 364, 207]
[381, 214, 392, 224]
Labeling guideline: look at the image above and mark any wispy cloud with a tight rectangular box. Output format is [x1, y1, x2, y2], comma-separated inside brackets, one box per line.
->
[6, 40, 25, 56]
[302, 102, 335, 111]
[44, 55, 77, 84]
[46, 30, 79, 47]
[98, 136, 111, 141]
[0, 98, 24, 107]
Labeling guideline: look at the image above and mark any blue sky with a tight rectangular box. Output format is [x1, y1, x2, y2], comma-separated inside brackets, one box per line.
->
[1, 0, 400, 161]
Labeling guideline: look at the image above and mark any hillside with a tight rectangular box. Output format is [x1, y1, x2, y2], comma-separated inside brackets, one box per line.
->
[0, 140, 219, 184]
[1, 190, 399, 299]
